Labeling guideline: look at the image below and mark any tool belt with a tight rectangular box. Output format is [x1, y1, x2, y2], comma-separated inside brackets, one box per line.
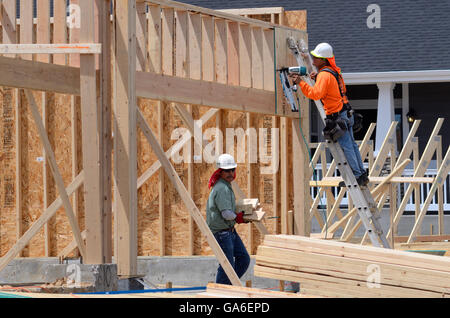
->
[325, 105, 349, 121]
[323, 110, 347, 142]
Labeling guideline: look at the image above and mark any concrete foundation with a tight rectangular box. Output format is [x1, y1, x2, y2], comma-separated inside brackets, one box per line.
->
[0, 260, 117, 293]
[0, 256, 278, 292]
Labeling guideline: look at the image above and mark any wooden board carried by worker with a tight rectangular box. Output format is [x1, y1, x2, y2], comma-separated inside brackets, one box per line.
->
[243, 209, 266, 222]
[236, 198, 260, 215]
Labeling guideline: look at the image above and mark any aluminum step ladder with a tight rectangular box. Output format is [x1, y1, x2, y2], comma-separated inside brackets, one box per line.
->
[283, 37, 391, 249]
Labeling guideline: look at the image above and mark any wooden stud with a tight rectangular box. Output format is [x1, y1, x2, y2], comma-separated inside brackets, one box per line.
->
[161, 7, 174, 76]
[263, 29, 275, 92]
[238, 23, 251, 88]
[2, 0, 17, 59]
[158, 101, 165, 256]
[136, 2, 148, 72]
[251, 27, 263, 90]
[114, 0, 138, 276]
[37, 0, 52, 258]
[280, 117, 288, 234]
[79, 0, 105, 264]
[292, 117, 310, 236]
[187, 104, 195, 255]
[214, 18, 227, 84]
[227, 21, 239, 86]
[69, 0, 81, 68]
[435, 137, 444, 235]
[272, 117, 280, 234]
[20, 0, 34, 60]
[247, 113, 255, 253]
[148, 5, 162, 74]
[53, 0, 68, 66]
[98, 0, 113, 263]
[188, 12, 202, 80]
[201, 15, 214, 82]
[175, 10, 188, 78]
[159, 6, 173, 257]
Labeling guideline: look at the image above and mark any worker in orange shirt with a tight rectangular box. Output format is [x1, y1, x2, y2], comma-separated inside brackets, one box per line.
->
[289, 43, 368, 186]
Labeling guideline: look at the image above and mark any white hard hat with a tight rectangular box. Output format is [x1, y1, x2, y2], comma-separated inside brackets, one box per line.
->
[310, 43, 334, 59]
[216, 153, 237, 170]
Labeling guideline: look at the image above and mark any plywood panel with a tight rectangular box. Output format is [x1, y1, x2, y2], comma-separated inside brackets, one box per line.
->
[284, 10, 307, 30]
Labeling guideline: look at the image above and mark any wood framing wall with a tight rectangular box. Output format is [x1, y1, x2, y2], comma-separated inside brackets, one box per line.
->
[0, 1, 448, 284]
[0, 0, 309, 273]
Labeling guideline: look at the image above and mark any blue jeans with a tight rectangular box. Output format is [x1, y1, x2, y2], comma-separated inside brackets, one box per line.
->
[213, 229, 250, 285]
[336, 110, 366, 178]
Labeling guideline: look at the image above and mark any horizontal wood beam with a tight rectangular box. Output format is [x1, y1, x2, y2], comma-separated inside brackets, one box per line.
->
[140, 0, 295, 30]
[0, 43, 102, 54]
[0, 55, 80, 95]
[136, 71, 294, 117]
[218, 7, 285, 15]
[0, 56, 295, 118]
[311, 176, 434, 187]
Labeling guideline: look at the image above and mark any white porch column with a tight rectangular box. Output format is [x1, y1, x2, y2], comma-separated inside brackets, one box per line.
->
[402, 83, 410, 144]
[375, 82, 396, 153]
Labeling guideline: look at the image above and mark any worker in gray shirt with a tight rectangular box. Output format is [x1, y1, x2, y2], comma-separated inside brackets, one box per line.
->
[206, 154, 250, 285]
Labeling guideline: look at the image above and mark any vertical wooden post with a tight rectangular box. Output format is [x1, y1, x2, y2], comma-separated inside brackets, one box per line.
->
[20, 0, 33, 255]
[114, 0, 137, 276]
[158, 101, 165, 256]
[1, 1, 19, 256]
[160, 7, 174, 256]
[98, 0, 113, 263]
[280, 117, 288, 234]
[436, 136, 444, 235]
[202, 15, 214, 82]
[187, 12, 202, 255]
[37, 0, 51, 257]
[53, 0, 67, 66]
[69, 0, 81, 258]
[80, 0, 104, 264]
[292, 116, 310, 236]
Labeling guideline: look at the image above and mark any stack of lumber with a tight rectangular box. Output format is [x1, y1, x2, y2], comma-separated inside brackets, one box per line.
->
[199, 283, 316, 298]
[254, 235, 450, 298]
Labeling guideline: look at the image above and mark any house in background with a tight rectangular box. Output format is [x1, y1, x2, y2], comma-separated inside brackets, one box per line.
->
[182, 0, 450, 157]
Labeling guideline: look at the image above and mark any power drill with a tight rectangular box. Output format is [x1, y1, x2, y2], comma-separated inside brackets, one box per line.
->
[277, 66, 308, 112]
[279, 66, 308, 76]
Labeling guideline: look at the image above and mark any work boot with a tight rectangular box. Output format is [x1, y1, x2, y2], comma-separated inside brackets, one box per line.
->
[357, 172, 369, 187]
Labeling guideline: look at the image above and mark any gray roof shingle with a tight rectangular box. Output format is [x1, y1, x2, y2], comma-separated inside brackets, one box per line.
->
[180, 0, 450, 73]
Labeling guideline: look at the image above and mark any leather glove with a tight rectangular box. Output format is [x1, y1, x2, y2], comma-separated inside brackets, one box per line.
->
[235, 211, 247, 224]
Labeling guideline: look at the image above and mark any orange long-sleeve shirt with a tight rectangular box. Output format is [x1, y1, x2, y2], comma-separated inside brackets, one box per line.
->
[299, 67, 343, 115]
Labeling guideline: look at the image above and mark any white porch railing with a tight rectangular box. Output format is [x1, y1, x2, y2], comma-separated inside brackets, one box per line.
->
[311, 165, 450, 212]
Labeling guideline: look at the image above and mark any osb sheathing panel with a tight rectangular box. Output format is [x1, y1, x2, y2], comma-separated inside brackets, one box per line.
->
[0, 98, 287, 258]
[285, 10, 307, 30]
[0, 89, 80, 257]
[0, 87, 18, 257]
[135, 101, 281, 256]
[0, 6, 305, 258]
